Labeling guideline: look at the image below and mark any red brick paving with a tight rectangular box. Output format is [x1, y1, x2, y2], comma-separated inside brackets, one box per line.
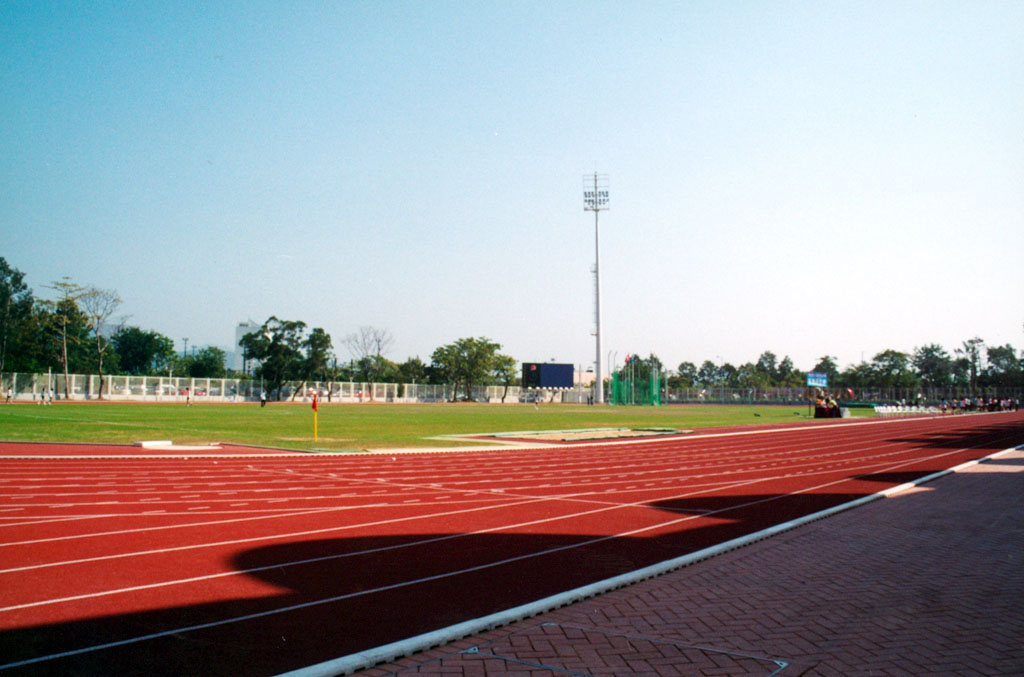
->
[364, 448, 1024, 676]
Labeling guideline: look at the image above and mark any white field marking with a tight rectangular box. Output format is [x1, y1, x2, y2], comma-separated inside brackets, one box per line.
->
[7, 440, 1003, 671]
[0, 471, 776, 615]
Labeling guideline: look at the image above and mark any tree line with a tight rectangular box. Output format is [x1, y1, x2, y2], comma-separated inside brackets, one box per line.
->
[0, 258, 518, 401]
[239, 321, 518, 401]
[662, 340, 1022, 393]
[3, 257, 1020, 400]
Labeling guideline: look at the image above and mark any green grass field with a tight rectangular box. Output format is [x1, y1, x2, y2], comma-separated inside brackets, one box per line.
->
[0, 401, 860, 452]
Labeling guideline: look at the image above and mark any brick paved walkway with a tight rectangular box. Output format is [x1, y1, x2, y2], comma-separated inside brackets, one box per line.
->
[362, 448, 1024, 676]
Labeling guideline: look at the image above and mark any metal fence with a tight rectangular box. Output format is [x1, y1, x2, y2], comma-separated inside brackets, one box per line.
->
[2, 372, 1019, 405]
[665, 385, 1023, 404]
[0, 372, 532, 404]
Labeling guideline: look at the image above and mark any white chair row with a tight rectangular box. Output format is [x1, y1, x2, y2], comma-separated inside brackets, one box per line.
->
[874, 405, 939, 417]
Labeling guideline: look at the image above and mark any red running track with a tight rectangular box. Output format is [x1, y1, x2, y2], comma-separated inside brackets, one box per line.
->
[1, 412, 1022, 675]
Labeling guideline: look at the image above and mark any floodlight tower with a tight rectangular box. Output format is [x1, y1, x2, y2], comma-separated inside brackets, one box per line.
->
[583, 173, 609, 404]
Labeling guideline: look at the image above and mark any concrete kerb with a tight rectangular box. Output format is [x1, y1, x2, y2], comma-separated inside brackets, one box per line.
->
[278, 441, 1024, 677]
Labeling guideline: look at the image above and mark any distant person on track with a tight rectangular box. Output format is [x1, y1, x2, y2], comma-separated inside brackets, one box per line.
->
[5, 387, 11, 403]
[260, 389, 267, 407]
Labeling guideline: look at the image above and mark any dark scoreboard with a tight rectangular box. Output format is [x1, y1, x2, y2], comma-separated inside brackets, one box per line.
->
[522, 363, 574, 389]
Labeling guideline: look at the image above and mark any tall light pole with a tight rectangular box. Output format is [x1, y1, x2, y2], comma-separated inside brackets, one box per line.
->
[584, 173, 609, 403]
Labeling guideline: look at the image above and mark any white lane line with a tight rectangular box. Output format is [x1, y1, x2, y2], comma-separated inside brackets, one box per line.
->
[0, 491, 526, 549]
[8, 426, 1005, 604]
[0, 495, 555, 575]
[0, 472, 775, 615]
[11, 442, 1015, 673]
[0, 425, 1003, 558]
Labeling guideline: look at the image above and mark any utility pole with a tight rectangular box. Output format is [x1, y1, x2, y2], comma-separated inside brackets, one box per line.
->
[583, 173, 609, 404]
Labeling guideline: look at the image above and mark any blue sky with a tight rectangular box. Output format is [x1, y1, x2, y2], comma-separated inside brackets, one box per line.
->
[3, 1, 1022, 373]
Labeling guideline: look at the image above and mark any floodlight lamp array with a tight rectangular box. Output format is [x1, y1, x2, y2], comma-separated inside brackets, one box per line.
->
[583, 174, 610, 211]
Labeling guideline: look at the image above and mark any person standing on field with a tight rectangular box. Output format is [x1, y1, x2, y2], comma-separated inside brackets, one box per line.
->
[260, 390, 267, 407]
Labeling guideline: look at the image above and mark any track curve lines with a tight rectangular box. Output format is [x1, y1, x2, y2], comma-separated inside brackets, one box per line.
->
[1, 411, 1022, 675]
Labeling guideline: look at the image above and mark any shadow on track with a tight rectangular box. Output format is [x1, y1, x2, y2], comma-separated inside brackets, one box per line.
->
[4, 415, 1022, 676]
[0, 483, 948, 676]
[885, 418, 1024, 451]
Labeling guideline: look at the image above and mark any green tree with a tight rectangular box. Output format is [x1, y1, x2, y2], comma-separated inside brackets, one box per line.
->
[618, 353, 663, 382]
[374, 357, 401, 384]
[717, 362, 738, 387]
[957, 337, 985, 391]
[4, 305, 52, 373]
[912, 344, 953, 388]
[112, 327, 176, 375]
[951, 356, 971, 388]
[41, 279, 91, 397]
[755, 351, 779, 384]
[984, 344, 1022, 388]
[430, 337, 503, 401]
[869, 349, 918, 389]
[777, 356, 803, 387]
[0, 258, 33, 373]
[734, 362, 765, 389]
[303, 327, 334, 383]
[674, 361, 697, 387]
[491, 353, 518, 403]
[239, 317, 307, 400]
[397, 357, 428, 384]
[812, 356, 839, 386]
[696, 360, 718, 387]
[179, 346, 226, 378]
[839, 361, 876, 389]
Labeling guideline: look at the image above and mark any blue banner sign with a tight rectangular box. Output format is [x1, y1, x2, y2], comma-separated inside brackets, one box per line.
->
[806, 371, 829, 388]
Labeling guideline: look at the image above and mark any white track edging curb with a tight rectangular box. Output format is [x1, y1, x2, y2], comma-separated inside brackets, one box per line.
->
[279, 443, 1023, 677]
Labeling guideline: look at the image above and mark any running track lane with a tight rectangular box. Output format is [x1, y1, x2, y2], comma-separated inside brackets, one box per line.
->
[1, 412, 1022, 675]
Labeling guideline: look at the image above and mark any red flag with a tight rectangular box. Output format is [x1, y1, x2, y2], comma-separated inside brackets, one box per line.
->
[312, 393, 318, 412]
